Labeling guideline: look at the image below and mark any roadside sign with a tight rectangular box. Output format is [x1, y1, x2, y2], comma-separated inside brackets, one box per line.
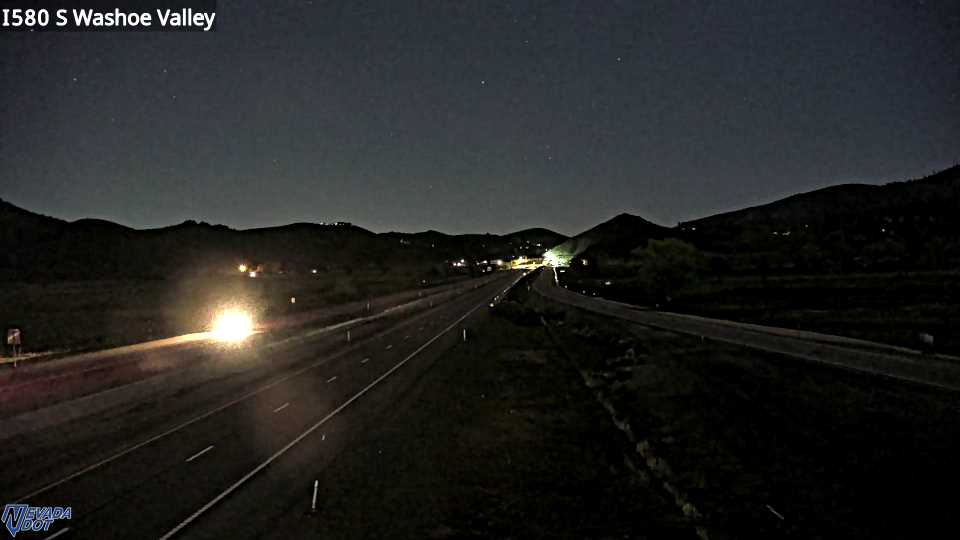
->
[6, 327, 22, 363]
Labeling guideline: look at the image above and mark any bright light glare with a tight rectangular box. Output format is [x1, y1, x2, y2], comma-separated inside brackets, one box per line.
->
[211, 309, 254, 342]
[543, 251, 563, 267]
[238, 264, 248, 273]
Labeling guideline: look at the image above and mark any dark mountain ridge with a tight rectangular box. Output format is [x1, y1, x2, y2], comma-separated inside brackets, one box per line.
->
[0, 199, 565, 280]
[551, 164, 960, 273]
[548, 213, 672, 262]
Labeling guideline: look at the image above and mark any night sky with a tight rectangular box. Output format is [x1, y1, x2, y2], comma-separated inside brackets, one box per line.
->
[1, 1, 957, 235]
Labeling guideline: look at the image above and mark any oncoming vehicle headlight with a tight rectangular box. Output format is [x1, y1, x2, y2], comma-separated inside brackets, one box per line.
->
[211, 309, 254, 342]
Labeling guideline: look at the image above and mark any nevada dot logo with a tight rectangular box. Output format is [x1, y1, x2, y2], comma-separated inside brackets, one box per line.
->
[2, 504, 72, 537]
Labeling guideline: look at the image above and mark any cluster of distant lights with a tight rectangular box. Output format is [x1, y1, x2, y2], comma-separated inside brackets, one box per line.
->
[447, 254, 571, 269]
[543, 251, 566, 267]
[237, 263, 319, 277]
[237, 251, 562, 280]
[451, 258, 508, 268]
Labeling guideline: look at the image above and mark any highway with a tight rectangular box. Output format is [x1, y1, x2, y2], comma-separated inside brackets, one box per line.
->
[536, 268, 960, 392]
[0, 271, 523, 539]
[0, 276, 496, 417]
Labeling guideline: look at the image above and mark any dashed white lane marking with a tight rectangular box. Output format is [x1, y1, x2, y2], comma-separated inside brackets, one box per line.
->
[360, 358, 370, 364]
[385, 344, 393, 350]
[14, 275, 519, 503]
[156, 288, 507, 540]
[766, 504, 785, 520]
[326, 376, 337, 383]
[44, 527, 70, 540]
[403, 335, 410, 340]
[272, 402, 290, 413]
[185, 445, 215, 463]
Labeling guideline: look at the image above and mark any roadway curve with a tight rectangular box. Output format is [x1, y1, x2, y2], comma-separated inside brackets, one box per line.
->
[0, 271, 524, 539]
[535, 268, 960, 392]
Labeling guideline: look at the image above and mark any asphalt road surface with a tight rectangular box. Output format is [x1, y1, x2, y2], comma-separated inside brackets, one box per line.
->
[0, 276, 499, 417]
[0, 271, 523, 539]
[537, 268, 960, 392]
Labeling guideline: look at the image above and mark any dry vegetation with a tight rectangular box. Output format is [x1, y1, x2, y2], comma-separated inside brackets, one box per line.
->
[538, 301, 960, 539]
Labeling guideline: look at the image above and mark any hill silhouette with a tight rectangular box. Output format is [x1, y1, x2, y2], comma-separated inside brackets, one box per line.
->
[680, 164, 960, 272]
[0, 200, 565, 280]
[548, 164, 960, 273]
[548, 213, 672, 262]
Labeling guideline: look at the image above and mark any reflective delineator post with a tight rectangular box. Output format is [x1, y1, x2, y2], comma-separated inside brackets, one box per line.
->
[462, 328, 467, 342]
[311, 480, 319, 514]
[347, 330, 351, 342]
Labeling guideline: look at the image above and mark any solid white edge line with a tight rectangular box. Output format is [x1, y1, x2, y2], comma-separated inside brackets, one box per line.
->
[158, 274, 524, 540]
[14, 340, 349, 502]
[12, 272, 499, 501]
[44, 527, 70, 540]
[185, 445, 215, 463]
[14, 273, 520, 507]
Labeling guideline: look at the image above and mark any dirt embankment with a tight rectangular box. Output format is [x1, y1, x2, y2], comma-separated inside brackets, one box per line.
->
[534, 294, 960, 540]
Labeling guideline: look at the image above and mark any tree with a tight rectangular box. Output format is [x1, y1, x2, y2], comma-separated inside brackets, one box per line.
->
[632, 238, 706, 302]
[862, 238, 908, 270]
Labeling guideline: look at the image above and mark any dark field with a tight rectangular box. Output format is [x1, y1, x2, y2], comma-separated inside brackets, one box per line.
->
[0, 270, 463, 356]
[534, 297, 960, 539]
[561, 270, 960, 355]
[283, 286, 694, 539]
